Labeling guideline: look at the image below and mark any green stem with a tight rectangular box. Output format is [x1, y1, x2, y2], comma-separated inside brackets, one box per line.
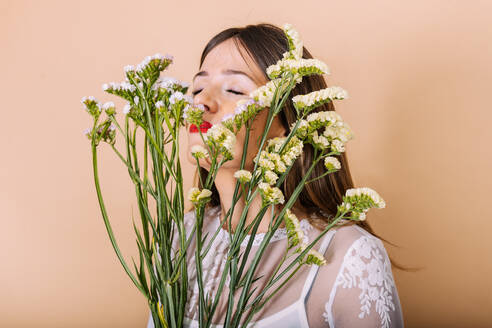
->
[91, 141, 146, 296]
[229, 153, 322, 327]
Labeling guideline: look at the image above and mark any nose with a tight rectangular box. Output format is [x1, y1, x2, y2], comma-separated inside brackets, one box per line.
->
[192, 88, 219, 123]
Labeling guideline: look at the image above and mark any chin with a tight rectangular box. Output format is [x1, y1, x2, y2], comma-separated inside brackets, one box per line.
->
[185, 147, 212, 170]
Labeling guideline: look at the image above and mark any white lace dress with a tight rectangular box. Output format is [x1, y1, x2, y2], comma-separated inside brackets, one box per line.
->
[147, 205, 404, 328]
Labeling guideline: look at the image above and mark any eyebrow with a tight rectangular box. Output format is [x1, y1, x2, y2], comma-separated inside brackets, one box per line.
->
[193, 69, 255, 83]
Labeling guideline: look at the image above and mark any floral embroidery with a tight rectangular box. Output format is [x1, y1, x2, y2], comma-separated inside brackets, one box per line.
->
[323, 235, 396, 328]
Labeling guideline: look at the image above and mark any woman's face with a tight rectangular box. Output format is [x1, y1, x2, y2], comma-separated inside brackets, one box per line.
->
[186, 38, 286, 171]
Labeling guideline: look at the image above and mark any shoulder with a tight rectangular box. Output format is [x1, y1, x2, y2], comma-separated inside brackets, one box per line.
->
[305, 224, 403, 328]
[307, 222, 375, 277]
[311, 222, 391, 280]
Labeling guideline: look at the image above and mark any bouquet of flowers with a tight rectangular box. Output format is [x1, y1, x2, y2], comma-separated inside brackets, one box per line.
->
[82, 23, 386, 328]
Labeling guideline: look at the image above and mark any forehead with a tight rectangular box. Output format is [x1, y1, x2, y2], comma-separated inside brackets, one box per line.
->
[195, 38, 266, 85]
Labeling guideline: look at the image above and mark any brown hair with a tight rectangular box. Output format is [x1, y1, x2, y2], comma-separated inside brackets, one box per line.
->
[191, 23, 408, 270]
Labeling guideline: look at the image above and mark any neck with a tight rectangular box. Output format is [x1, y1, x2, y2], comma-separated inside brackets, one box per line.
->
[211, 167, 285, 235]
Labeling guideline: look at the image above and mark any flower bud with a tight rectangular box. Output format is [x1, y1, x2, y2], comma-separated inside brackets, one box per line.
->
[233, 170, 252, 184]
[324, 156, 341, 171]
[188, 187, 212, 205]
[191, 145, 208, 159]
[81, 96, 102, 117]
[102, 101, 116, 116]
[304, 248, 327, 266]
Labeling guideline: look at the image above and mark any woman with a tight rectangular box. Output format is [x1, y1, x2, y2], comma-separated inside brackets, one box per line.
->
[148, 23, 404, 327]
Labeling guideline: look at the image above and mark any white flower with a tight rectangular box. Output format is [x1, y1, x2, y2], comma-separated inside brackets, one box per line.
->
[187, 187, 200, 202]
[169, 91, 184, 105]
[323, 122, 354, 143]
[263, 170, 278, 185]
[234, 170, 252, 183]
[324, 156, 341, 171]
[249, 78, 288, 106]
[191, 145, 208, 159]
[256, 151, 276, 171]
[342, 188, 385, 221]
[270, 153, 287, 173]
[336, 123, 354, 143]
[266, 136, 303, 167]
[155, 100, 164, 109]
[283, 23, 303, 60]
[102, 101, 115, 110]
[188, 187, 212, 204]
[266, 58, 329, 80]
[184, 95, 193, 105]
[124, 65, 134, 72]
[205, 124, 236, 160]
[134, 96, 139, 105]
[345, 187, 386, 209]
[283, 209, 304, 248]
[267, 137, 286, 153]
[292, 119, 309, 139]
[221, 113, 234, 122]
[135, 55, 153, 73]
[159, 77, 178, 89]
[104, 81, 136, 92]
[234, 101, 248, 115]
[283, 137, 303, 165]
[222, 135, 235, 155]
[304, 248, 327, 266]
[338, 201, 352, 212]
[81, 96, 101, 116]
[80, 96, 96, 105]
[83, 127, 91, 137]
[312, 131, 330, 149]
[123, 104, 131, 115]
[158, 76, 188, 90]
[255, 151, 287, 174]
[221, 98, 266, 134]
[196, 189, 212, 201]
[292, 86, 347, 113]
[183, 103, 205, 125]
[258, 182, 284, 205]
[357, 212, 367, 221]
[307, 111, 343, 125]
[331, 139, 345, 153]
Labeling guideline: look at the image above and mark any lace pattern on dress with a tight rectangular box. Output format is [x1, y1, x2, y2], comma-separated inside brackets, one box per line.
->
[323, 232, 397, 328]
[184, 206, 315, 319]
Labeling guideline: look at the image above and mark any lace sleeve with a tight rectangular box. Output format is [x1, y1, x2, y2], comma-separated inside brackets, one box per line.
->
[305, 225, 404, 328]
[325, 230, 404, 328]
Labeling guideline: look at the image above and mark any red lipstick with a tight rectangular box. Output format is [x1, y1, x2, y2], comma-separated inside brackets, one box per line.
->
[189, 121, 212, 133]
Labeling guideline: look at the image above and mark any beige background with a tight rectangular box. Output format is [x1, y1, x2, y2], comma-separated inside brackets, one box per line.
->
[1, 0, 491, 327]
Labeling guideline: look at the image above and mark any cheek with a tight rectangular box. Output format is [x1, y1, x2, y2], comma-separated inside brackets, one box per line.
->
[233, 111, 270, 169]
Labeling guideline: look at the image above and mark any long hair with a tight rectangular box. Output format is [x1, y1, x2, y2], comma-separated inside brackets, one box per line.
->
[190, 23, 407, 270]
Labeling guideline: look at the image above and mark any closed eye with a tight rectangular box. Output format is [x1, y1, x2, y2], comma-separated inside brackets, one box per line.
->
[227, 89, 244, 95]
[191, 89, 244, 96]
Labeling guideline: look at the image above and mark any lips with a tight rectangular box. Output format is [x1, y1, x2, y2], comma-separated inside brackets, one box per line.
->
[189, 121, 213, 133]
